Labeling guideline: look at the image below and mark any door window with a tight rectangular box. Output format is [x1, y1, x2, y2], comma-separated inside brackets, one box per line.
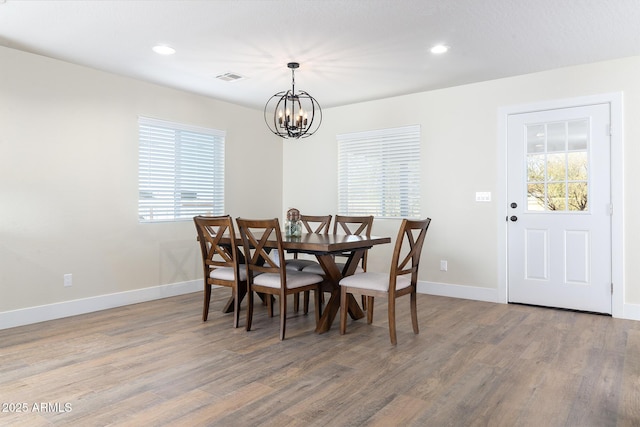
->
[526, 119, 589, 212]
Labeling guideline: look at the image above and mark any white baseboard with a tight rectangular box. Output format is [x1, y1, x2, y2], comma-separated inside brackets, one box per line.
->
[0, 280, 201, 330]
[3, 279, 638, 330]
[417, 280, 499, 303]
[622, 302, 640, 321]
[417, 280, 640, 321]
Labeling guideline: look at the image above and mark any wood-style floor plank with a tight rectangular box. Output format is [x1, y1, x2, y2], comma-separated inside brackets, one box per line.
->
[1, 289, 639, 426]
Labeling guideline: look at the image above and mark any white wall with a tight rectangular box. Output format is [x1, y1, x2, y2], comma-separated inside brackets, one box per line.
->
[283, 56, 640, 316]
[2, 44, 639, 327]
[0, 46, 283, 325]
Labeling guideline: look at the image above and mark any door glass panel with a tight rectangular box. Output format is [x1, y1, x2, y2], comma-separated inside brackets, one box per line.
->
[568, 182, 588, 211]
[547, 183, 567, 210]
[527, 154, 545, 181]
[527, 124, 546, 153]
[568, 152, 587, 180]
[525, 119, 589, 212]
[568, 120, 588, 150]
[527, 183, 545, 211]
[547, 153, 566, 181]
[547, 122, 566, 152]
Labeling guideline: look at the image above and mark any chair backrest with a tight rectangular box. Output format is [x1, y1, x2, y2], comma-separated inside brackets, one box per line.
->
[333, 215, 373, 237]
[300, 214, 332, 234]
[333, 215, 374, 270]
[236, 217, 286, 282]
[193, 215, 240, 281]
[390, 218, 431, 293]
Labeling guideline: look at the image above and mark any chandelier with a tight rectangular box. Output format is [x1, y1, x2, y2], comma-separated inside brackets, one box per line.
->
[264, 62, 322, 139]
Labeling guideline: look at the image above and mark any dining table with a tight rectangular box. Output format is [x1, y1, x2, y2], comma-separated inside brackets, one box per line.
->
[220, 232, 391, 333]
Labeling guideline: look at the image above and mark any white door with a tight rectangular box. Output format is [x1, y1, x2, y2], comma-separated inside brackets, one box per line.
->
[507, 104, 612, 314]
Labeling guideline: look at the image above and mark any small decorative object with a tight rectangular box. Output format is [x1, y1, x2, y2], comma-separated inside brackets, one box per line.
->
[264, 62, 322, 139]
[285, 208, 302, 237]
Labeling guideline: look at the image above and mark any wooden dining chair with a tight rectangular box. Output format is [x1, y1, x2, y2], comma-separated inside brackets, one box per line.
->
[302, 215, 373, 276]
[236, 217, 324, 340]
[284, 214, 332, 312]
[193, 215, 247, 327]
[285, 214, 332, 272]
[339, 218, 431, 345]
[303, 215, 373, 309]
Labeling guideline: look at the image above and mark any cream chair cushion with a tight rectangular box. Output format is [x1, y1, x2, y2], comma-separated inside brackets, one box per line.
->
[302, 262, 363, 275]
[210, 265, 247, 281]
[254, 271, 323, 289]
[285, 259, 318, 271]
[339, 272, 411, 292]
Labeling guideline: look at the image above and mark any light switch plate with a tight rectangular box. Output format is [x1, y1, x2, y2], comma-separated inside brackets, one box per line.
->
[475, 191, 491, 202]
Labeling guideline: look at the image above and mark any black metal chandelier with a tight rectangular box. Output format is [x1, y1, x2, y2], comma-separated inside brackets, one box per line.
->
[264, 62, 322, 139]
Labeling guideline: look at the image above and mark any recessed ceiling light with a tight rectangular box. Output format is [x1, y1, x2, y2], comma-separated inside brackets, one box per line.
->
[152, 45, 176, 55]
[430, 44, 449, 54]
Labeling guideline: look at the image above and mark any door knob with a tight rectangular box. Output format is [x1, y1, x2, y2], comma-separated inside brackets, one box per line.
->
[510, 215, 518, 222]
[510, 202, 517, 208]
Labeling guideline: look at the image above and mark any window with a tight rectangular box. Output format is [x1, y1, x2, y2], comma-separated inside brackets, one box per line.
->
[338, 125, 420, 218]
[138, 117, 225, 222]
[526, 119, 589, 212]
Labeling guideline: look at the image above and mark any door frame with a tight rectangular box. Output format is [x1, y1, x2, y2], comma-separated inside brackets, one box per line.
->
[497, 92, 624, 317]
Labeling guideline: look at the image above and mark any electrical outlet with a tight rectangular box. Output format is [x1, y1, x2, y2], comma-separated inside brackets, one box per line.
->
[440, 260, 448, 271]
[64, 273, 72, 287]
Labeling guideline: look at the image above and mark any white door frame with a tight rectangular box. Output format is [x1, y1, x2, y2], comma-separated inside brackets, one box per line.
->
[497, 92, 624, 317]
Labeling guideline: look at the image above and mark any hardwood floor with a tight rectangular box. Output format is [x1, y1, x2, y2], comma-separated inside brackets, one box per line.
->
[1, 289, 639, 426]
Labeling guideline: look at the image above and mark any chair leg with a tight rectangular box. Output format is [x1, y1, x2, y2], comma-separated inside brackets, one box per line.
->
[388, 297, 397, 345]
[340, 286, 348, 335]
[293, 293, 300, 312]
[361, 295, 367, 311]
[279, 294, 287, 341]
[232, 286, 240, 328]
[267, 295, 274, 317]
[246, 290, 254, 332]
[411, 290, 419, 334]
[203, 284, 211, 321]
[303, 290, 310, 314]
[313, 288, 321, 325]
[367, 296, 374, 324]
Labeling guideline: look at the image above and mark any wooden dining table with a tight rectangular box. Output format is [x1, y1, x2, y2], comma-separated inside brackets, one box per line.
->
[221, 232, 391, 333]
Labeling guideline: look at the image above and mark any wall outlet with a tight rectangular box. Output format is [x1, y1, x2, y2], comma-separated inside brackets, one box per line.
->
[64, 273, 72, 287]
[439, 260, 448, 271]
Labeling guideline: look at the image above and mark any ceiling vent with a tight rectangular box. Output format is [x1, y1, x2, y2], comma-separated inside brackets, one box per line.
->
[215, 72, 245, 82]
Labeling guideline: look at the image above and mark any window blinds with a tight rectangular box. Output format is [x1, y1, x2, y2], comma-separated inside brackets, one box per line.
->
[138, 117, 225, 222]
[338, 125, 420, 218]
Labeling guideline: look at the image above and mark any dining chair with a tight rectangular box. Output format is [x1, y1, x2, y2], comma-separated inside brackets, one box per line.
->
[193, 215, 247, 327]
[339, 218, 431, 345]
[302, 215, 373, 276]
[285, 214, 332, 272]
[284, 214, 332, 312]
[236, 217, 324, 340]
[303, 215, 373, 309]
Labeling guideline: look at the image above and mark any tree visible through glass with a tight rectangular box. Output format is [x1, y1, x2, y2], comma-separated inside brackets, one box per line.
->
[526, 120, 589, 211]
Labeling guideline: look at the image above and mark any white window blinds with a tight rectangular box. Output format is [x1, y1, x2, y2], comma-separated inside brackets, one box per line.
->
[138, 117, 225, 222]
[338, 125, 421, 218]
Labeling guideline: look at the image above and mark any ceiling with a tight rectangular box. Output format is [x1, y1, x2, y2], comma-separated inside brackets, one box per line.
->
[1, 0, 639, 110]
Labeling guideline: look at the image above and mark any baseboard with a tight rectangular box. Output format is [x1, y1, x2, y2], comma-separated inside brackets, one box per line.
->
[417, 280, 499, 303]
[0, 280, 201, 331]
[622, 302, 640, 321]
[416, 280, 640, 321]
[3, 279, 637, 330]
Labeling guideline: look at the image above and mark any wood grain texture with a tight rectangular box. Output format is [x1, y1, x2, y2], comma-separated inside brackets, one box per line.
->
[1, 290, 639, 426]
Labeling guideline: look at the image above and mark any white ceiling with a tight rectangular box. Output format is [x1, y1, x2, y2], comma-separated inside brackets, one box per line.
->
[1, 0, 639, 110]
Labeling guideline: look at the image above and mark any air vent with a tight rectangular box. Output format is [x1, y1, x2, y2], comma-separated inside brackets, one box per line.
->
[215, 72, 245, 82]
